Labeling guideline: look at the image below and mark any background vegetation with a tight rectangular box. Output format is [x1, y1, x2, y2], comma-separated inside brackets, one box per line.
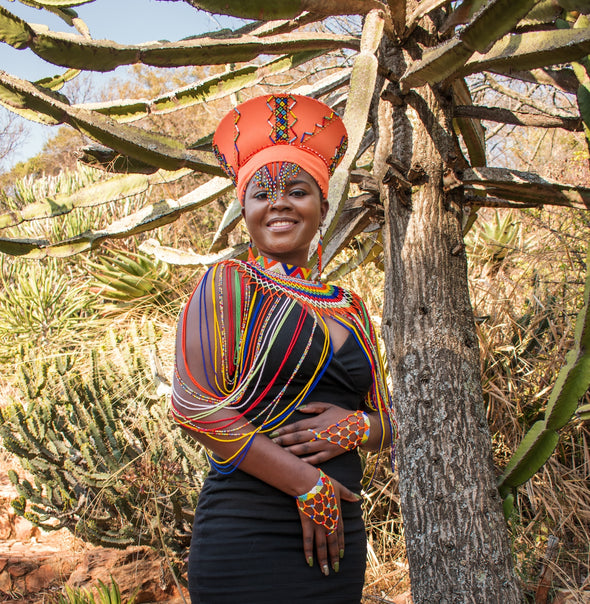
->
[0, 1, 589, 602]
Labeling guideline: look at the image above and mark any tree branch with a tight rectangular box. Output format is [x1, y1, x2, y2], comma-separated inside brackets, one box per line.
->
[454, 105, 582, 130]
[484, 74, 576, 118]
[463, 167, 590, 210]
[490, 67, 579, 94]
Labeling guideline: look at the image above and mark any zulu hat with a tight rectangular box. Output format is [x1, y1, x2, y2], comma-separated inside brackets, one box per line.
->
[212, 94, 348, 203]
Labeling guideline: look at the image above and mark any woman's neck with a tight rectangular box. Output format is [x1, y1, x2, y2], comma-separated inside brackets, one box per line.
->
[250, 254, 312, 281]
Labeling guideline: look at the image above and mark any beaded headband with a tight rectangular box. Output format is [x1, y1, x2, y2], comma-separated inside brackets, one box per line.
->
[212, 94, 348, 204]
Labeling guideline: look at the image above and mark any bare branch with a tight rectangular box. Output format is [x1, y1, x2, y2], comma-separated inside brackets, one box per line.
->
[484, 74, 577, 118]
[490, 67, 579, 94]
[454, 105, 582, 130]
[463, 167, 590, 210]
[464, 195, 567, 208]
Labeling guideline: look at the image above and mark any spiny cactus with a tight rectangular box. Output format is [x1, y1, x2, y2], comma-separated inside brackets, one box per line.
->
[0, 323, 207, 561]
[498, 244, 590, 516]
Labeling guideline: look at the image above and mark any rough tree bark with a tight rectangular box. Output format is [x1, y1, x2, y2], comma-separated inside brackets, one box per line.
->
[373, 15, 523, 604]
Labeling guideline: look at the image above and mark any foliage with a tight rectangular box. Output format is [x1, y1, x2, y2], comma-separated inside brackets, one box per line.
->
[0, 255, 96, 357]
[50, 577, 135, 604]
[467, 206, 590, 598]
[86, 246, 176, 315]
[0, 323, 207, 566]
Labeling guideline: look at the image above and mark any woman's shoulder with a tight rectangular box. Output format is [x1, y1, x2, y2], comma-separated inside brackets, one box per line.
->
[184, 259, 251, 314]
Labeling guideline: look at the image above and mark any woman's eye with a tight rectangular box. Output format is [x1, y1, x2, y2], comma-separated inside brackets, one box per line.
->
[290, 189, 306, 197]
[254, 191, 268, 200]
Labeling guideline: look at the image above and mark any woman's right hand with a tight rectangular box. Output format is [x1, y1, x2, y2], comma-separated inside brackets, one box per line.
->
[297, 476, 361, 576]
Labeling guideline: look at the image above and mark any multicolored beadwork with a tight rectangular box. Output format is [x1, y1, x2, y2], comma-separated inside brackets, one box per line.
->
[310, 411, 370, 451]
[251, 162, 301, 205]
[295, 469, 339, 534]
[329, 136, 348, 175]
[171, 256, 396, 475]
[254, 255, 312, 280]
[270, 96, 296, 143]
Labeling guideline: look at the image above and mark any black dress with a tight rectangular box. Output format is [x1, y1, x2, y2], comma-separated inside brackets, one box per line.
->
[186, 284, 374, 604]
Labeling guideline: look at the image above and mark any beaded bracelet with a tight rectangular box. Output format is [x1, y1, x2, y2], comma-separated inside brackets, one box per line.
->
[310, 410, 370, 451]
[295, 469, 339, 534]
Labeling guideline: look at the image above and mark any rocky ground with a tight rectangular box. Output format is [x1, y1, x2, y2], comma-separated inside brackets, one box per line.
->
[0, 469, 189, 603]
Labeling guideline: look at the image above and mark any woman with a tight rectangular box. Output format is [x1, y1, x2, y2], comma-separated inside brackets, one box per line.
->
[172, 94, 395, 604]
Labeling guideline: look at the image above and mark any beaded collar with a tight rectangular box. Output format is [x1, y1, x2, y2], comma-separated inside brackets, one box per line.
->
[251, 255, 312, 281]
[240, 255, 356, 312]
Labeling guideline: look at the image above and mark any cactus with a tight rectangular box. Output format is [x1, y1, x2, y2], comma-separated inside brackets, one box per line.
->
[498, 243, 590, 516]
[0, 324, 207, 560]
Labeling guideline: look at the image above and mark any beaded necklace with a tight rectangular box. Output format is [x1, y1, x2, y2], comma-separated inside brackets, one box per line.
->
[172, 255, 395, 473]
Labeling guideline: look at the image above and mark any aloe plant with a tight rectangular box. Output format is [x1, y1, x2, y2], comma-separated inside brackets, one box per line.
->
[51, 578, 135, 604]
[86, 246, 174, 313]
[1, 0, 590, 600]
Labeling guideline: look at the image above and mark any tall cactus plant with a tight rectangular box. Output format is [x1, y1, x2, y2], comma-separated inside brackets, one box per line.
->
[1, 0, 590, 600]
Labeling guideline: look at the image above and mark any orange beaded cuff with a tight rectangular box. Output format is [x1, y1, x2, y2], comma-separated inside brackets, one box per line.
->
[310, 411, 370, 451]
[295, 469, 339, 534]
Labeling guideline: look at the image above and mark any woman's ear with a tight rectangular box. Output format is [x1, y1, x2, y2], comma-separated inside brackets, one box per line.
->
[320, 199, 329, 223]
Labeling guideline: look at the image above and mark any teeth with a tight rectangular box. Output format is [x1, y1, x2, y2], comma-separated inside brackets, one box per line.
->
[269, 220, 294, 226]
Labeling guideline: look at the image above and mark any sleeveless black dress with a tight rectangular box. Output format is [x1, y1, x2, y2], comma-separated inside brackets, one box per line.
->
[186, 285, 374, 604]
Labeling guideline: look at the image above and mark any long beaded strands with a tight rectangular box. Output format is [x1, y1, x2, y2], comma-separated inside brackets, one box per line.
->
[171, 260, 332, 473]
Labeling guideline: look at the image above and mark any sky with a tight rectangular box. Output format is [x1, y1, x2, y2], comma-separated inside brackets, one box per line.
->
[0, 0, 243, 166]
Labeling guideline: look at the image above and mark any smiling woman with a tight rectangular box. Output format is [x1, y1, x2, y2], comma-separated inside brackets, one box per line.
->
[170, 93, 396, 604]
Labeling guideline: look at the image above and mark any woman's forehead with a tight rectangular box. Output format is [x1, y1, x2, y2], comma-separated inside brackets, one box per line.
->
[246, 165, 318, 190]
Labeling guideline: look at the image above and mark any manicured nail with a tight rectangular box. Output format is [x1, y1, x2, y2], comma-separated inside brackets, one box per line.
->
[322, 564, 329, 576]
[333, 561, 340, 573]
[307, 556, 313, 567]
[354, 493, 362, 501]
[269, 431, 278, 438]
[339, 548, 344, 559]
[298, 404, 307, 410]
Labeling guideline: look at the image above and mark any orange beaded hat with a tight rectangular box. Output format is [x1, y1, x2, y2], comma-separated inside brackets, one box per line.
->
[212, 94, 348, 203]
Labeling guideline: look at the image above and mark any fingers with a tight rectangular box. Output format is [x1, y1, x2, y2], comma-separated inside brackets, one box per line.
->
[299, 512, 315, 569]
[270, 402, 335, 438]
[325, 524, 341, 575]
[272, 427, 315, 446]
[297, 402, 333, 414]
[334, 479, 362, 504]
[286, 449, 332, 465]
[298, 508, 342, 576]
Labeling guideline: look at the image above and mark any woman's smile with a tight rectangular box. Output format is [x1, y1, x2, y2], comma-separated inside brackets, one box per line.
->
[267, 217, 298, 230]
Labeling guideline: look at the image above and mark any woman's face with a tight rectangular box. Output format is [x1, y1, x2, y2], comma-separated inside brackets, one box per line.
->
[242, 165, 328, 267]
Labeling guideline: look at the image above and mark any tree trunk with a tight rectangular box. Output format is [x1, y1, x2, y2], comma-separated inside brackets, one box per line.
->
[373, 29, 523, 603]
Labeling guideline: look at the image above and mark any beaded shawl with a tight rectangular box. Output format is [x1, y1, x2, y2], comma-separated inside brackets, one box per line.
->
[172, 257, 396, 473]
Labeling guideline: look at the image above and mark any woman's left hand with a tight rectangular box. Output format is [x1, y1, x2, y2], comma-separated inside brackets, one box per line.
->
[271, 402, 356, 464]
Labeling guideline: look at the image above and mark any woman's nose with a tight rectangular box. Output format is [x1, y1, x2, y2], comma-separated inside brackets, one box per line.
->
[271, 190, 292, 208]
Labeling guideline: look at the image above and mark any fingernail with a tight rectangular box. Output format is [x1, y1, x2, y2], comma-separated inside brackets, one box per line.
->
[339, 548, 344, 559]
[269, 431, 278, 438]
[298, 405, 307, 410]
[322, 564, 329, 576]
[333, 561, 340, 573]
[307, 556, 313, 567]
[354, 493, 362, 501]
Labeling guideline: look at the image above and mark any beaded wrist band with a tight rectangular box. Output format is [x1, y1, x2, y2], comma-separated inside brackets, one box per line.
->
[295, 469, 339, 534]
[310, 411, 370, 451]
